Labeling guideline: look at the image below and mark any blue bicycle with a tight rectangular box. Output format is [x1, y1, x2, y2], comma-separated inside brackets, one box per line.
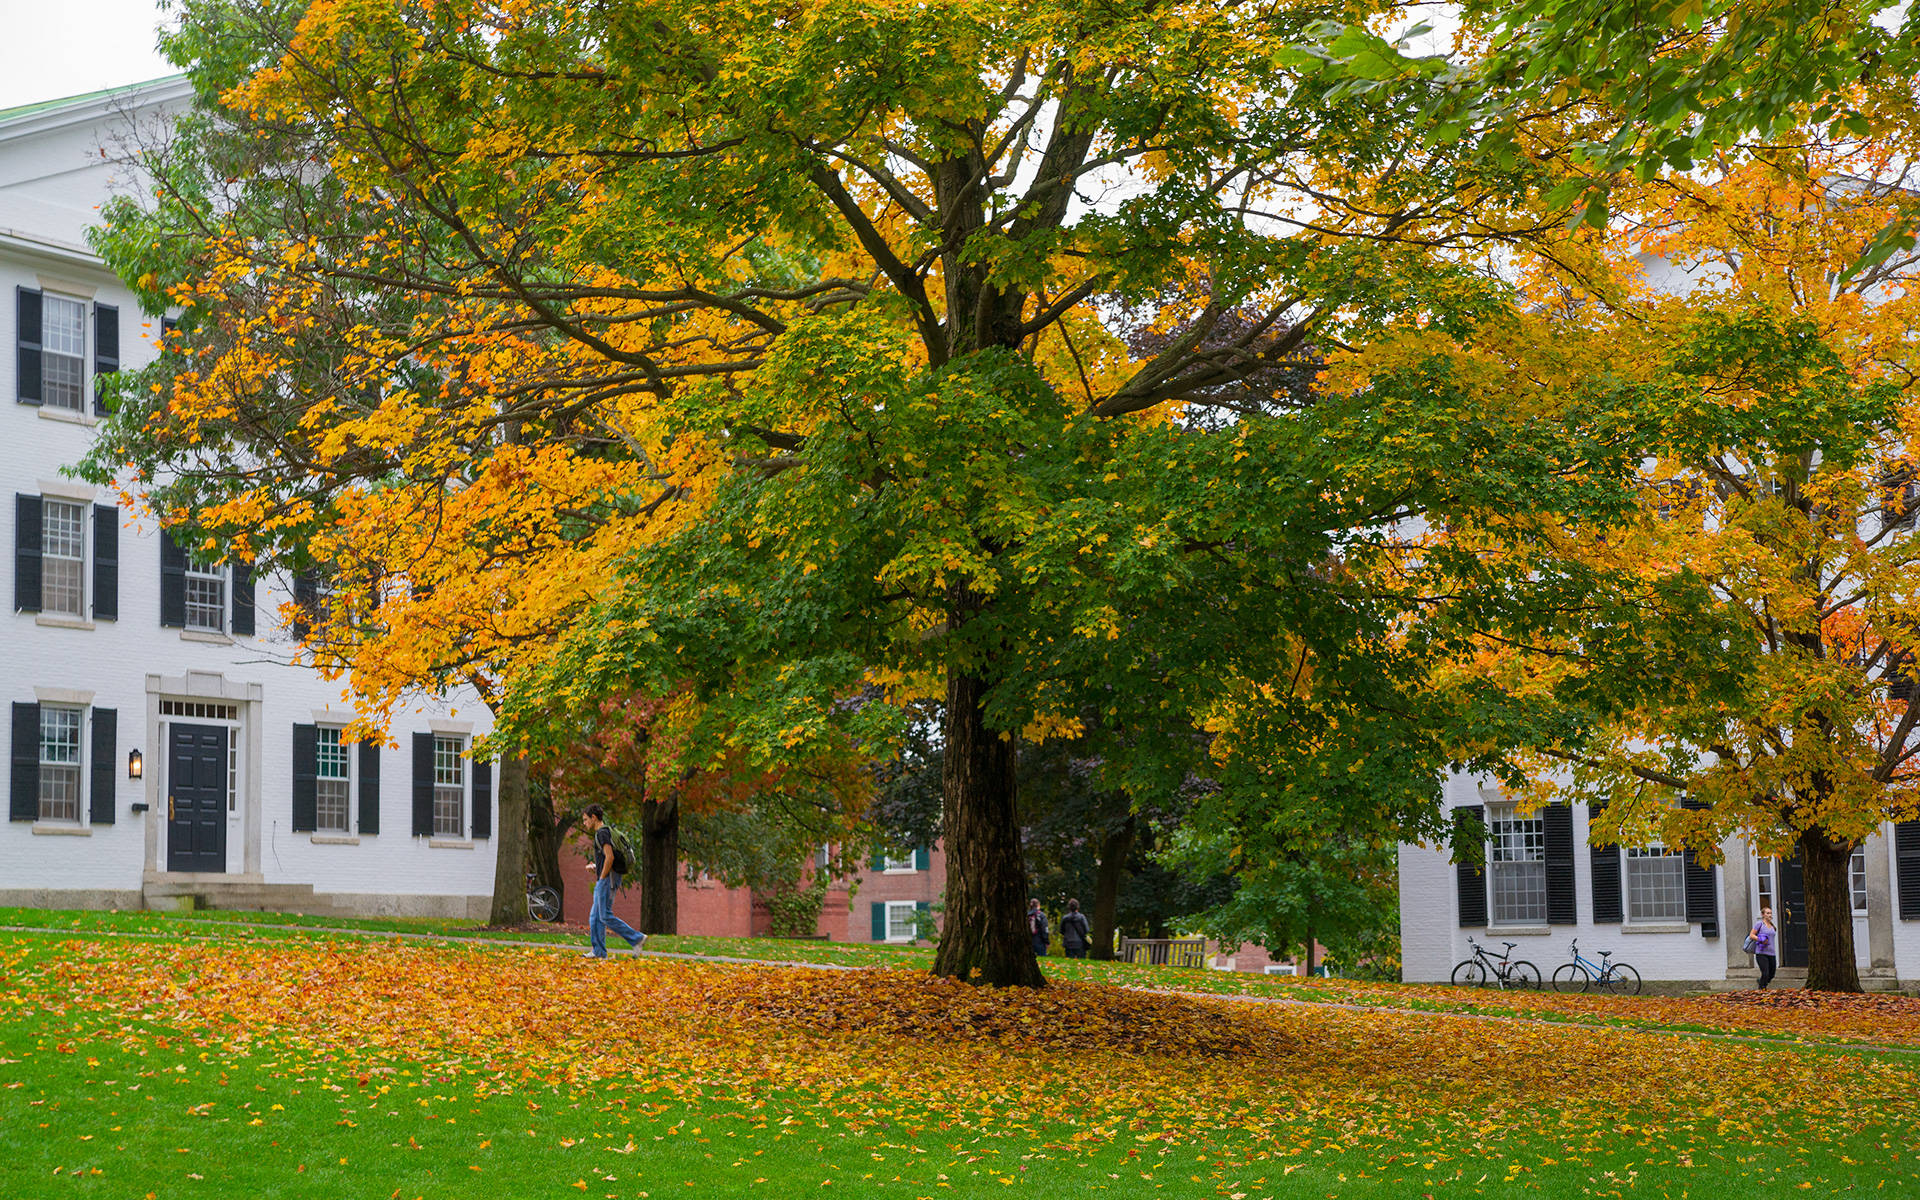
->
[1551, 939, 1642, 995]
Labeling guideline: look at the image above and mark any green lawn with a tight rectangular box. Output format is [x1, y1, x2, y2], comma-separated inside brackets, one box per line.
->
[2, 912, 1915, 1197]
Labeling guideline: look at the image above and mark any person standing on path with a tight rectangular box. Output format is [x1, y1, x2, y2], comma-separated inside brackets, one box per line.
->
[1059, 899, 1091, 959]
[582, 804, 647, 959]
[1750, 906, 1778, 989]
[1027, 898, 1050, 958]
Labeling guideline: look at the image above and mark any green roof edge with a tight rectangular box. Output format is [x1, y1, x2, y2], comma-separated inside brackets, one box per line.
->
[0, 75, 189, 125]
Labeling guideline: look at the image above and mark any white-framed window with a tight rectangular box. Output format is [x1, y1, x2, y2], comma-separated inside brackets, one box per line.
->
[882, 852, 916, 874]
[184, 562, 227, 632]
[1755, 856, 1775, 914]
[1851, 846, 1868, 915]
[1486, 806, 1547, 925]
[1625, 844, 1687, 922]
[39, 294, 87, 411]
[38, 705, 83, 823]
[883, 900, 919, 943]
[815, 845, 832, 870]
[39, 498, 85, 615]
[433, 736, 464, 837]
[228, 727, 240, 812]
[160, 700, 239, 720]
[315, 727, 351, 833]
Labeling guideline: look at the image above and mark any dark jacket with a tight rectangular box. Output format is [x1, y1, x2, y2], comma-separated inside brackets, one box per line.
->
[1059, 911, 1091, 949]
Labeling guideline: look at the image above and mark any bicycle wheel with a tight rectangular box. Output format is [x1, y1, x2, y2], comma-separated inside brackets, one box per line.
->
[1600, 963, 1642, 996]
[1551, 963, 1592, 994]
[527, 886, 562, 923]
[1451, 959, 1488, 987]
[1506, 960, 1541, 990]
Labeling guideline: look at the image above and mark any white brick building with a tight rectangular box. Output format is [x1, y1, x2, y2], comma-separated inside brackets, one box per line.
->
[2, 80, 499, 918]
[1399, 772, 1918, 989]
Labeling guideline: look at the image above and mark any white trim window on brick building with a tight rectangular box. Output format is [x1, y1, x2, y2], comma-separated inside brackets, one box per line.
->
[37, 704, 82, 822]
[433, 736, 464, 837]
[38, 498, 84, 615]
[315, 727, 351, 833]
[1487, 805, 1547, 926]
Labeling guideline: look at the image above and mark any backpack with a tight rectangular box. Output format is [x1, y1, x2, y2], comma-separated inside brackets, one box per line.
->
[605, 825, 638, 876]
[1029, 908, 1049, 937]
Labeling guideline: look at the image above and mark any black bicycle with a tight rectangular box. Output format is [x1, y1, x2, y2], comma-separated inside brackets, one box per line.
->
[526, 872, 562, 923]
[1451, 937, 1541, 989]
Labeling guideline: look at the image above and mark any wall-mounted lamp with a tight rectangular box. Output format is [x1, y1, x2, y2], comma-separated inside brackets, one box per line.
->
[128, 748, 144, 780]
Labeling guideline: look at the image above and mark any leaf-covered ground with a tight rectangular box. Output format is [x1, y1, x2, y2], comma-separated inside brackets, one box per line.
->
[2, 922, 1917, 1198]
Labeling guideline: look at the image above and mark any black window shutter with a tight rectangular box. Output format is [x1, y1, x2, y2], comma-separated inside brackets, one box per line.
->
[914, 846, 930, 871]
[291, 723, 317, 833]
[91, 302, 118, 415]
[870, 902, 885, 941]
[357, 739, 380, 835]
[471, 757, 492, 839]
[1897, 821, 1920, 919]
[231, 560, 256, 636]
[1589, 802, 1623, 923]
[89, 707, 116, 825]
[1454, 805, 1487, 927]
[159, 530, 186, 628]
[91, 504, 118, 621]
[11, 702, 40, 821]
[16, 287, 42, 405]
[1544, 803, 1576, 925]
[293, 571, 319, 639]
[412, 732, 434, 836]
[1680, 798, 1719, 937]
[14, 493, 41, 613]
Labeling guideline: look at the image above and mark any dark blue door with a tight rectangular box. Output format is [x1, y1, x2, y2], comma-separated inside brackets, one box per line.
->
[167, 723, 226, 872]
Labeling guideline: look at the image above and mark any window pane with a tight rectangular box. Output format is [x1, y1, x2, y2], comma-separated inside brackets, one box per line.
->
[1851, 847, 1868, 914]
[1626, 849, 1686, 922]
[433, 737, 463, 836]
[1487, 807, 1547, 924]
[40, 499, 84, 615]
[38, 707, 83, 822]
[41, 296, 85, 411]
[886, 904, 916, 942]
[185, 566, 226, 632]
[317, 780, 350, 832]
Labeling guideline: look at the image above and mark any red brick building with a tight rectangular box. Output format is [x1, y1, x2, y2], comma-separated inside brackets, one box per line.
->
[558, 836, 946, 943]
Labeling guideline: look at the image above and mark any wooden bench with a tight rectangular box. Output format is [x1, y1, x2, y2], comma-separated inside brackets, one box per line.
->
[1118, 937, 1208, 968]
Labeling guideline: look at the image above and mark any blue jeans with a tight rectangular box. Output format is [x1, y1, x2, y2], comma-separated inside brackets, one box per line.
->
[588, 874, 644, 957]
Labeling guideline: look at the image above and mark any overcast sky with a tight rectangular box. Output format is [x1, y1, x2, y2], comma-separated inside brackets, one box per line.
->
[0, 0, 174, 112]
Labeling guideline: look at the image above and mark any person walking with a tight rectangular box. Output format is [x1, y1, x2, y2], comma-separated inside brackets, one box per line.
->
[582, 804, 647, 959]
[1027, 898, 1050, 958]
[1750, 905, 1778, 989]
[1059, 899, 1092, 959]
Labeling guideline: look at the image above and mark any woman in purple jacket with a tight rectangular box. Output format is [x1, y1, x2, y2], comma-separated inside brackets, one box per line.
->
[1750, 906, 1778, 988]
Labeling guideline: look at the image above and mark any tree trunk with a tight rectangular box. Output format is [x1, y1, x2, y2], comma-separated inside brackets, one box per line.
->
[931, 663, 1045, 988]
[1088, 815, 1134, 962]
[1800, 826, 1861, 992]
[639, 793, 679, 935]
[487, 754, 530, 926]
[526, 765, 569, 906]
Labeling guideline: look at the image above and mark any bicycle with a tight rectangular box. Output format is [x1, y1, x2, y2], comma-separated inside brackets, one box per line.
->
[1450, 937, 1541, 989]
[1550, 939, 1642, 995]
[526, 872, 562, 923]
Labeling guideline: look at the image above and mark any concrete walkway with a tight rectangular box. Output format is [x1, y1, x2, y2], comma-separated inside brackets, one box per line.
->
[4, 918, 1915, 1058]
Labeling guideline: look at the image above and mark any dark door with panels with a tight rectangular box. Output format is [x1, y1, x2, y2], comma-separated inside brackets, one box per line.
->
[1776, 852, 1810, 968]
[167, 723, 227, 873]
